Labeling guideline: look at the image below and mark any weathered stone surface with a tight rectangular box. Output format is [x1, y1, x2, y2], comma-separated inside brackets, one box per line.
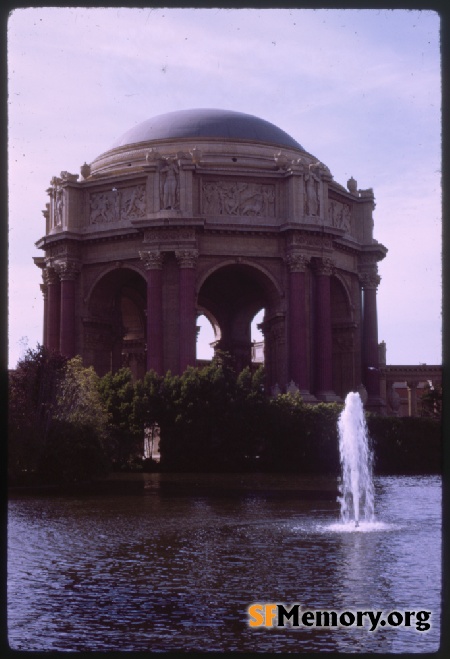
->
[35, 108, 387, 397]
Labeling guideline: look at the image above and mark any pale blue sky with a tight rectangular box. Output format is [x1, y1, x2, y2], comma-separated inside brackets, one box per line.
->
[8, 7, 442, 367]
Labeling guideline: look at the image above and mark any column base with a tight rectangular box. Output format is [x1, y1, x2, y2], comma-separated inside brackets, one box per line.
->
[298, 390, 319, 403]
[315, 390, 343, 403]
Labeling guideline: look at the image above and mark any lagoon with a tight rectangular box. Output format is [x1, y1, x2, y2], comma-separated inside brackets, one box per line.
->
[8, 474, 441, 652]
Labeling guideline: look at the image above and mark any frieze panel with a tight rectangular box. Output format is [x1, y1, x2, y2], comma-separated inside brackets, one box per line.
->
[202, 180, 275, 217]
[289, 233, 333, 249]
[89, 184, 146, 224]
[143, 228, 196, 243]
[46, 243, 81, 260]
[328, 199, 352, 233]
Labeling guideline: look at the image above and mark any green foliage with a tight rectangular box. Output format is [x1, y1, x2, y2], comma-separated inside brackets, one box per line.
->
[97, 367, 142, 466]
[264, 396, 342, 473]
[56, 356, 107, 431]
[367, 415, 441, 474]
[39, 419, 110, 484]
[8, 346, 110, 484]
[10, 346, 441, 480]
[8, 345, 68, 477]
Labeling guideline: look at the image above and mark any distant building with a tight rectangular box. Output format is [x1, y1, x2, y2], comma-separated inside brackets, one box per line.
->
[34, 108, 388, 411]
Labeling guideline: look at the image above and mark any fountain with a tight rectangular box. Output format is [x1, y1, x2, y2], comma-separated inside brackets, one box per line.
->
[337, 392, 375, 527]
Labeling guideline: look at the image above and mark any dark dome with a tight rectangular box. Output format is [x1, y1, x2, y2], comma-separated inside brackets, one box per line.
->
[112, 108, 304, 151]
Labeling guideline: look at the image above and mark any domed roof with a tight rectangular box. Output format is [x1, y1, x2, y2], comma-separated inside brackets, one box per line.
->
[111, 108, 304, 151]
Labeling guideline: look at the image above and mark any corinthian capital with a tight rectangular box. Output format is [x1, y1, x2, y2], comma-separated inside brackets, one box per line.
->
[285, 251, 310, 273]
[139, 250, 164, 270]
[360, 272, 381, 289]
[176, 249, 199, 268]
[312, 257, 335, 276]
[53, 259, 81, 280]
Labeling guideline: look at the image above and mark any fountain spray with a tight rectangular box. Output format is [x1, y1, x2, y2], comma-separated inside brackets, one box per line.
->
[337, 392, 375, 527]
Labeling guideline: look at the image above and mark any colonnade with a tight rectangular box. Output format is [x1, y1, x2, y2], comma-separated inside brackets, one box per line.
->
[139, 248, 199, 374]
[41, 252, 381, 406]
[286, 253, 381, 403]
[43, 260, 79, 359]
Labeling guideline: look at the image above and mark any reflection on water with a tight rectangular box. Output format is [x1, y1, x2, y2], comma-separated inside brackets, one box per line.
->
[8, 475, 441, 652]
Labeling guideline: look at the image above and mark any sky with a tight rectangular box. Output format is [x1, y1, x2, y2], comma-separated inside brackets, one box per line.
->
[7, 7, 442, 368]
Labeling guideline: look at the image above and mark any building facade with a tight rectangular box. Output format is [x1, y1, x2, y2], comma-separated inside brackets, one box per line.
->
[34, 108, 388, 411]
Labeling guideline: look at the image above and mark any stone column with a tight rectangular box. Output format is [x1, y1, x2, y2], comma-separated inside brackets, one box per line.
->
[286, 252, 314, 398]
[176, 249, 198, 373]
[45, 266, 61, 352]
[360, 271, 383, 410]
[55, 260, 80, 359]
[140, 250, 164, 375]
[407, 381, 418, 417]
[40, 282, 48, 347]
[387, 382, 401, 417]
[312, 257, 339, 401]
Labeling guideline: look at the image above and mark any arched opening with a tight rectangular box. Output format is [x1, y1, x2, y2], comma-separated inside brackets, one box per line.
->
[84, 267, 147, 378]
[197, 263, 282, 384]
[331, 276, 356, 398]
[196, 311, 220, 362]
[251, 308, 265, 364]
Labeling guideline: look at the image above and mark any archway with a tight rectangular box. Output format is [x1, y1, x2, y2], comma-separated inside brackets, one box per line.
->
[197, 263, 283, 385]
[331, 276, 357, 398]
[84, 267, 147, 378]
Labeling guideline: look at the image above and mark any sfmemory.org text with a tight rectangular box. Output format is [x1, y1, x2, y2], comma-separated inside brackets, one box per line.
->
[247, 603, 431, 632]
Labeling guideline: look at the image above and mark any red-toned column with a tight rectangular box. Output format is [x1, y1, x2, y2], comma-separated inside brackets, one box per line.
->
[176, 249, 198, 373]
[56, 261, 80, 358]
[313, 257, 339, 401]
[286, 251, 311, 394]
[45, 266, 61, 352]
[361, 271, 383, 409]
[40, 281, 48, 348]
[140, 250, 164, 375]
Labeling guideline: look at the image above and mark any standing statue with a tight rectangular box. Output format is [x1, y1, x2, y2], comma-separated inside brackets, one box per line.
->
[305, 171, 320, 216]
[55, 188, 63, 227]
[160, 159, 179, 210]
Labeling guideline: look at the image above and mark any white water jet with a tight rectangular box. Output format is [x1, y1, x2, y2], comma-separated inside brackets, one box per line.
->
[337, 392, 375, 527]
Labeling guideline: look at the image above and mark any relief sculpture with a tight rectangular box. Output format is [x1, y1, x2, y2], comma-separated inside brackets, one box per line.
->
[121, 185, 146, 220]
[328, 200, 351, 233]
[202, 181, 275, 217]
[90, 191, 118, 224]
[90, 185, 146, 224]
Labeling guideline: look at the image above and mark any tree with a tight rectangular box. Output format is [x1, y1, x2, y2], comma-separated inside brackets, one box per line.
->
[8, 345, 67, 478]
[98, 367, 143, 468]
[8, 347, 111, 484]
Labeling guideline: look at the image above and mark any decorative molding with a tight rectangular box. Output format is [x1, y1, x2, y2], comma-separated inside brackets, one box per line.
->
[289, 232, 333, 249]
[43, 267, 59, 286]
[139, 250, 164, 270]
[143, 227, 196, 243]
[312, 257, 335, 276]
[285, 251, 309, 273]
[175, 249, 199, 268]
[359, 272, 381, 289]
[53, 259, 81, 280]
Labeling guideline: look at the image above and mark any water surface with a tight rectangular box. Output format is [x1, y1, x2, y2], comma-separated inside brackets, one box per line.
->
[8, 474, 441, 652]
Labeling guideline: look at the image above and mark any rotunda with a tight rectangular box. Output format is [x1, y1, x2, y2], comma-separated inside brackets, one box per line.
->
[34, 108, 387, 409]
